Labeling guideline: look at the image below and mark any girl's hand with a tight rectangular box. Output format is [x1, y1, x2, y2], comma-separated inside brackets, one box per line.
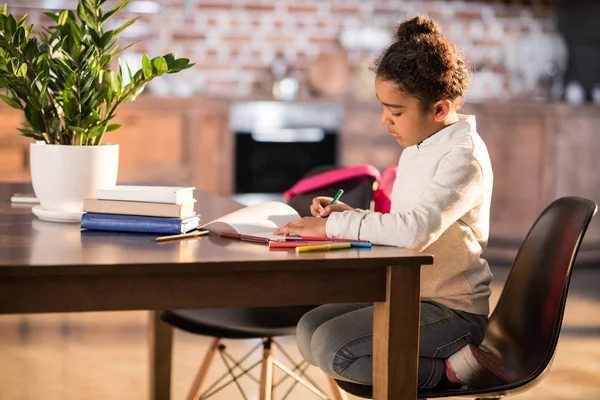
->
[311, 196, 354, 218]
[274, 217, 327, 237]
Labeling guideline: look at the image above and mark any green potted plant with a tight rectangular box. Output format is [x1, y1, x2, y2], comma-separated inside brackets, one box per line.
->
[0, 0, 194, 222]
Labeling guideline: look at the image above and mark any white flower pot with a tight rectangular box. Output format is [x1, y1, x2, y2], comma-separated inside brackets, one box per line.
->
[30, 142, 119, 222]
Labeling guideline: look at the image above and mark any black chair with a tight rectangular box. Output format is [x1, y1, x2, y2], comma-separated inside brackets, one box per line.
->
[161, 306, 351, 399]
[333, 196, 597, 400]
[160, 165, 377, 399]
[286, 165, 378, 217]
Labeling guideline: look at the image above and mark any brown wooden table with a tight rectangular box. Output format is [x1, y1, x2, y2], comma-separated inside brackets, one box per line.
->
[0, 183, 433, 400]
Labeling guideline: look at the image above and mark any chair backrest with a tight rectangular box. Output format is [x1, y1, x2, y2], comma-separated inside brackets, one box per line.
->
[484, 196, 597, 386]
[286, 165, 377, 217]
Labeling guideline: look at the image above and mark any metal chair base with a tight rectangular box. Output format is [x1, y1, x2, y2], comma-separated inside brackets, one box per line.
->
[187, 337, 348, 400]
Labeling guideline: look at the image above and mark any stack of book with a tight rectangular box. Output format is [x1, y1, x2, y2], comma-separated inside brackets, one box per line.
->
[80, 185, 200, 234]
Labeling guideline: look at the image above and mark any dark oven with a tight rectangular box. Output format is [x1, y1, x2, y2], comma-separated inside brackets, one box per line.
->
[230, 102, 342, 205]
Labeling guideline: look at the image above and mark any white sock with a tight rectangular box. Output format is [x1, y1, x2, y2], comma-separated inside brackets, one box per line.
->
[447, 344, 504, 387]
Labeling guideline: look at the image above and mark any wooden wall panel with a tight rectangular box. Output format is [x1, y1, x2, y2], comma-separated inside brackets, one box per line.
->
[552, 110, 600, 243]
[0, 106, 32, 182]
[475, 111, 545, 240]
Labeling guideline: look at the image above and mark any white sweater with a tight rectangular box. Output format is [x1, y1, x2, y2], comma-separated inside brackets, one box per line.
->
[326, 115, 493, 315]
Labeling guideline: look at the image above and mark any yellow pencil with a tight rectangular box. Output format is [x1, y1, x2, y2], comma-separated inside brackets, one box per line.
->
[156, 229, 209, 242]
[295, 243, 351, 253]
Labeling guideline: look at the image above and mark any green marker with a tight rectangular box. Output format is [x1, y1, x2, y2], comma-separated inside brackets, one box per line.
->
[330, 189, 344, 205]
[319, 189, 344, 218]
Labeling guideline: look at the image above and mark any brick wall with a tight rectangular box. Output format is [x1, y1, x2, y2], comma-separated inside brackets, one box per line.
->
[9, 0, 560, 101]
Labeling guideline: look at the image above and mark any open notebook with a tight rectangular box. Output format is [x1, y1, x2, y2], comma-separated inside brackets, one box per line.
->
[200, 202, 300, 242]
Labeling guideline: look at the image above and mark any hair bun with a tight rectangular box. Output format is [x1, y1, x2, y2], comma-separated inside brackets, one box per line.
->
[394, 15, 440, 42]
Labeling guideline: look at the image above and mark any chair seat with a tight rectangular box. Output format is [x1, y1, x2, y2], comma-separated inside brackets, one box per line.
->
[334, 379, 527, 399]
[161, 306, 316, 339]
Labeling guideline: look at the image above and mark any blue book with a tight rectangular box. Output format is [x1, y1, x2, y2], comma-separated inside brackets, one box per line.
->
[81, 213, 200, 234]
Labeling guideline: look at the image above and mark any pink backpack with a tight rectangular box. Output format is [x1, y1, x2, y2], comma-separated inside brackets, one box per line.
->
[283, 164, 397, 213]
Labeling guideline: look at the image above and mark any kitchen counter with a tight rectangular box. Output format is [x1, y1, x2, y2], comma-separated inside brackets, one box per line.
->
[1, 95, 599, 263]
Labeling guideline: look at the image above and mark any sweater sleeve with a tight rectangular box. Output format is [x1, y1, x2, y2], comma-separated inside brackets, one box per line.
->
[326, 150, 483, 250]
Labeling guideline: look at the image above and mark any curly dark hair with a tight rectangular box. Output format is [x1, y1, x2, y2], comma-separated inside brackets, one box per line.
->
[372, 16, 471, 111]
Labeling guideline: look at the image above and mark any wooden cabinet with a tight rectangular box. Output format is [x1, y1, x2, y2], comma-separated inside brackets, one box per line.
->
[548, 107, 600, 244]
[106, 97, 231, 195]
[0, 96, 231, 196]
[464, 103, 547, 241]
[105, 107, 188, 185]
[1, 97, 598, 262]
[0, 106, 30, 182]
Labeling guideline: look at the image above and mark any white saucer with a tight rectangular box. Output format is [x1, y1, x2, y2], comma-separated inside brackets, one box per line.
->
[31, 205, 83, 223]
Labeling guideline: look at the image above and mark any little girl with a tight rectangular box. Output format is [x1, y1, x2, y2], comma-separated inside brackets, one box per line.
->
[275, 16, 507, 389]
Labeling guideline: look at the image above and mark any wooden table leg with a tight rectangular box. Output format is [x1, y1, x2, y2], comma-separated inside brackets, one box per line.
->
[149, 310, 174, 400]
[373, 264, 421, 400]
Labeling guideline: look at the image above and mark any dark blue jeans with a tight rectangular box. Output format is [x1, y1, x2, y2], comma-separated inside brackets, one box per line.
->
[296, 301, 488, 389]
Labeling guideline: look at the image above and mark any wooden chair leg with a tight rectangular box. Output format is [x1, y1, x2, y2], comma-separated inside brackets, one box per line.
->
[186, 338, 221, 400]
[259, 338, 275, 400]
[271, 340, 276, 400]
[327, 376, 349, 400]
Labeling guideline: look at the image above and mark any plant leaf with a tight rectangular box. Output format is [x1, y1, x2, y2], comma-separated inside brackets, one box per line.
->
[62, 89, 78, 121]
[100, 54, 111, 69]
[88, 29, 102, 48]
[166, 57, 195, 73]
[0, 94, 23, 109]
[87, 124, 105, 138]
[49, 117, 62, 136]
[153, 56, 168, 75]
[6, 88, 21, 101]
[16, 63, 27, 78]
[105, 71, 114, 105]
[22, 38, 40, 60]
[123, 85, 145, 102]
[106, 123, 121, 132]
[125, 61, 134, 83]
[26, 93, 41, 109]
[81, 114, 97, 128]
[39, 82, 49, 108]
[43, 12, 59, 22]
[81, 74, 96, 94]
[17, 13, 28, 27]
[17, 128, 45, 141]
[57, 10, 69, 25]
[112, 16, 139, 36]
[117, 64, 123, 98]
[101, 31, 115, 49]
[163, 53, 176, 65]
[66, 19, 83, 44]
[24, 104, 45, 132]
[77, 1, 96, 29]
[141, 54, 152, 79]
[102, 0, 131, 22]
[6, 14, 17, 37]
